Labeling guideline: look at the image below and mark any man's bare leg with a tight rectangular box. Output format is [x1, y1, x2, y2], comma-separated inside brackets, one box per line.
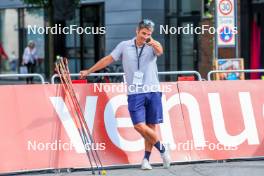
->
[134, 122, 171, 169]
[135, 123, 158, 170]
[144, 124, 156, 161]
[145, 124, 156, 150]
[134, 123, 165, 153]
[134, 123, 158, 145]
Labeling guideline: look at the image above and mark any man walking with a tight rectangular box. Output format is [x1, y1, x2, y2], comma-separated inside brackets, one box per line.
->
[80, 19, 171, 170]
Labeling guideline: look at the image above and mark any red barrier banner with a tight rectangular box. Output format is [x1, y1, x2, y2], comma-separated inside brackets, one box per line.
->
[177, 81, 264, 160]
[0, 81, 264, 173]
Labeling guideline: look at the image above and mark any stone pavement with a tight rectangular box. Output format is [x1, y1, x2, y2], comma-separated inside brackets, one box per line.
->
[13, 159, 264, 176]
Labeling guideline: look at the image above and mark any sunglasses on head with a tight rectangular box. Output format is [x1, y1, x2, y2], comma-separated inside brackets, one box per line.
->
[139, 19, 155, 29]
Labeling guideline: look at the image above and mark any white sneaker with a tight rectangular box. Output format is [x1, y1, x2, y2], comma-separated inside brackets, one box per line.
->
[141, 158, 152, 170]
[161, 149, 171, 169]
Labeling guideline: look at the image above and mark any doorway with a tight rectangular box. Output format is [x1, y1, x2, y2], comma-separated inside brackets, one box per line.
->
[250, 3, 264, 78]
[165, 0, 201, 73]
[65, 4, 104, 73]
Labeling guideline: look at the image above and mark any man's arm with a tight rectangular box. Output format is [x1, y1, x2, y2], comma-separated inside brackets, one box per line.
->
[147, 38, 163, 56]
[79, 55, 114, 79]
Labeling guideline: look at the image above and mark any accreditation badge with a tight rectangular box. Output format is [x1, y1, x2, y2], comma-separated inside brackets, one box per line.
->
[132, 71, 144, 85]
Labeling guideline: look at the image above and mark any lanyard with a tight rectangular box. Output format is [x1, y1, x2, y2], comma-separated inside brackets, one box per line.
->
[134, 40, 145, 70]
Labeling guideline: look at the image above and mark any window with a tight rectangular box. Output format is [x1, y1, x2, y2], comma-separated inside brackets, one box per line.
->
[0, 9, 19, 73]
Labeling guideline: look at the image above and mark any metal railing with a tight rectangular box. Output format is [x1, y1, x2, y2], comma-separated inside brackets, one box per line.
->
[158, 71, 202, 81]
[207, 69, 264, 81]
[0, 73, 45, 84]
[51, 72, 125, 84]
[51, 70, 202, 84]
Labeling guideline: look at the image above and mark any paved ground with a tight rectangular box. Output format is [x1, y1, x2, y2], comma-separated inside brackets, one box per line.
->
[9, 159, 264, 176]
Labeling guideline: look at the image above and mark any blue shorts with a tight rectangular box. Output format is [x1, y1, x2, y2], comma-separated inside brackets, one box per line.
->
[127, 92, 163, 125]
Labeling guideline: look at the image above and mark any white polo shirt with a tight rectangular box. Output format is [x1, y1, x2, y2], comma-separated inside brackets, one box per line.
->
[110, 37, 161, 95]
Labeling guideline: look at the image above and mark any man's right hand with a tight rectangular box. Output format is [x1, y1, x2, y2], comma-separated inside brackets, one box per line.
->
[79, 70, 91, 79]
[79, 55, 114, 79]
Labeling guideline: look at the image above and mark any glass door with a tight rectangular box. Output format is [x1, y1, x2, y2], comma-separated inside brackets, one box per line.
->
[177, 17, 200, 71]
[80, 4, 104, 70]
[165, 0, 201, 72]
[65, 4, 104, 73]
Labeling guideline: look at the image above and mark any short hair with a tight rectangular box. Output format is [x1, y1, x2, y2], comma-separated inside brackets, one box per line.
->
[138, 19, 155, 31]
[28, 40, 35, 47]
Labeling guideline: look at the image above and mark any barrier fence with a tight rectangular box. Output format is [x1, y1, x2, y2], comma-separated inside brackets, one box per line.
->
[51, 70, 202, 84]
[207, 69, 264, 81]
[1, 69, 264, 85]
[0, 73, 45, 84]
[51, 72, 125, 84]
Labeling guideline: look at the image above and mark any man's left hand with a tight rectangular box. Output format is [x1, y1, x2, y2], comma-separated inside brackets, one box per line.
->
[146, 37, 155, 46]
